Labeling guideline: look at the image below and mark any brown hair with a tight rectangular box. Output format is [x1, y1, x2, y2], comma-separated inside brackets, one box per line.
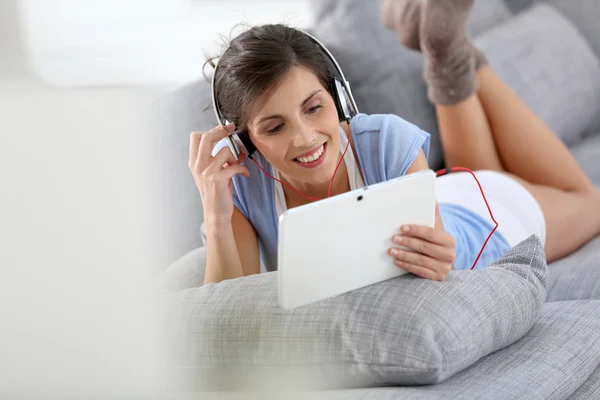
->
[205, 24, 333, 132]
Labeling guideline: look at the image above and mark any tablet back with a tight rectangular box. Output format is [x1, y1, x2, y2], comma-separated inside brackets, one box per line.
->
[277, 169, 436, 309]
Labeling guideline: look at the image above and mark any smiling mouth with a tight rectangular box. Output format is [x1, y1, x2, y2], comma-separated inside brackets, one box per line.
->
[294, 143, 326, 164]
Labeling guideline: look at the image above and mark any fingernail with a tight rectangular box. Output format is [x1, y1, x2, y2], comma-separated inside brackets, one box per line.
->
[394, 235, 403, 244]
[402, 226, 410, 232]
[390, 249, 399, 256]
[395, 260, 403, 267]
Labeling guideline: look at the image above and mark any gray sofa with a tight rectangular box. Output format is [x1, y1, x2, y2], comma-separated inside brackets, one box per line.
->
[153, 0, 600, 398]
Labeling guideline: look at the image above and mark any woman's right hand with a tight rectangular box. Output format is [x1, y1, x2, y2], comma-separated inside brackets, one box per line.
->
[189, 124, 250, 226]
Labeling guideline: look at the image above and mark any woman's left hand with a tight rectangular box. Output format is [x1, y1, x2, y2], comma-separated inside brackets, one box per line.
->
[388, 224, 456, 281]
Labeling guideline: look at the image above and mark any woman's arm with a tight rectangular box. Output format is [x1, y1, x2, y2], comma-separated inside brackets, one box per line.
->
[204, 207, 260, 284]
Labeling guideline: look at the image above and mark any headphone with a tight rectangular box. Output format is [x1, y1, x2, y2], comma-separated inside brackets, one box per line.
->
[211, 29, 359, 160]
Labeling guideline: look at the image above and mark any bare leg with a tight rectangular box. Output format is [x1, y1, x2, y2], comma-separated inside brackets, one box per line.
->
[436, 70, 600, 262]
[476, 67, 597, 193]
[473, 67, 600, 261]
[436, 96, 503, 171]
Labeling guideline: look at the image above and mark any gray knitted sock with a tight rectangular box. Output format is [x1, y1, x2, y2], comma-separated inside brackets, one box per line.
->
[381, 0, 489, 96]
[420, 0, 483, 105]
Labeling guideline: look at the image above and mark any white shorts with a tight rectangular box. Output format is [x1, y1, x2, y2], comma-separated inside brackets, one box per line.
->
[435, 170, 547, 248]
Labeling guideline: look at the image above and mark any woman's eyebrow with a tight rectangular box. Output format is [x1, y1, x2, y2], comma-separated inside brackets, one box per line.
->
[257, 89, 322, 124]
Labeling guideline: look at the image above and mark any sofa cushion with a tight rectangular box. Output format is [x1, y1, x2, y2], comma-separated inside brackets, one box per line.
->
[153, 246, 207, 295]
[308, 0, 512, 170]
[543, 0, 600, 60]
[475, 4, 600, 147]
[543, 0, 600, 132]
[547, 235, 600, 302]
[312, 300, 600, 399]
[570, 134, 600, 185]
[502, 0, 534, 14]
[163, 235, 547, 391]
[569, 361, 600, 400]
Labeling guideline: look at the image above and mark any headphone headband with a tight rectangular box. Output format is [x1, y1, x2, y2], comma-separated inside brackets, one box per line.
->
[299, 30, 359, 116]
[211, 27, 358, 128]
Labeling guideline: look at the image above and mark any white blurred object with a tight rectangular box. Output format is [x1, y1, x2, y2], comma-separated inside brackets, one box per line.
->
[17, 0, 314, 87]
[0, 80, 176, 399]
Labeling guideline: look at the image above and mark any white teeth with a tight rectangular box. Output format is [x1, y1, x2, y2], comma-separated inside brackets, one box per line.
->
[296, 144, 324, 164]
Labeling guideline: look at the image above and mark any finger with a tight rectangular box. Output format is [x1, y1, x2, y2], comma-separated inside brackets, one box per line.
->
[394, 260, 444, 281]
[392, 234, 456, 263]
[400, 224, 456, 247]
[218, 164, 250, 181]
[197, 124, 235, 171]
[223, 151, 247, 169]
[207, 146, 240, 174]
[388, 248, 451, 277]
[189, 131, 205, 169]
[189, 125, 221, 169]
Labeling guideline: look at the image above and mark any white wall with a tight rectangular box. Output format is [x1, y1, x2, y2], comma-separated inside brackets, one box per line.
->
[17, 0, 314, 87]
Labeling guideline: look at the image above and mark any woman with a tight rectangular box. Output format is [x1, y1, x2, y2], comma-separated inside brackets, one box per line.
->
[191, 0, 600, 284]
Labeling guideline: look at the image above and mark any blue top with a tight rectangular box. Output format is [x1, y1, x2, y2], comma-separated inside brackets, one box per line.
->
[232, 113, 511, 272]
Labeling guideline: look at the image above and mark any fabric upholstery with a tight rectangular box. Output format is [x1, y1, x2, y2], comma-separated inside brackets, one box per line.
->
[153, 246, 207, 295]
[547, 235, 600, 302]
[570, 134, 600, 185]
[569, 361, 600, 400]
[475, 3, 600, 147]
[542, 0, 600, 60]
[503, 0, 535, 14]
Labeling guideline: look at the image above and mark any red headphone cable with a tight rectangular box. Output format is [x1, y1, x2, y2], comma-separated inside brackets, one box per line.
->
[435, 167, 499, 270]
[249, 125, 496, 271]
[250, 123, 352, 201]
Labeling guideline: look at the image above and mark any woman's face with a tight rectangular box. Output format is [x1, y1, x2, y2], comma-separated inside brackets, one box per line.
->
[247, 66, 342, 188]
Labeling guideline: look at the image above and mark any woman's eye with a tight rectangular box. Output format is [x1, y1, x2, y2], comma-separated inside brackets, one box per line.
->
[307, 105, 323, 114]
[267, 124, 284, 135]
[265, 106, 321, 135]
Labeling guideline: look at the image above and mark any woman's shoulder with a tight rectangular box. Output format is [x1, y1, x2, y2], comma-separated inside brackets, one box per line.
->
[349, 113, 432, 183]
[350, 112, 431, 159]
[349, 113, 426, 137]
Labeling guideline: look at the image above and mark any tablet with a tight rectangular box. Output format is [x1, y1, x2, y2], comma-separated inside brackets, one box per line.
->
[277, 169, 436, 309]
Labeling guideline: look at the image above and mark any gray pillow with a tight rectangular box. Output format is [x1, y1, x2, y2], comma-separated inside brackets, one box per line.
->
[308, 0, 513, 171]
[474, 4, 600, 147]
[503, 0, 535, 14]
[542, 0, 600, 59]
[163, 235, 547, 391]
[325, 300, 600, 399]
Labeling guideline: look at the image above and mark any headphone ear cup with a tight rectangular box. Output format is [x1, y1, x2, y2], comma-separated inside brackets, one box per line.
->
[330, 79, 344, 121]
[332, 78, 352, 122]
[231, 131, 257, 159]
[239, 131, 256, 157]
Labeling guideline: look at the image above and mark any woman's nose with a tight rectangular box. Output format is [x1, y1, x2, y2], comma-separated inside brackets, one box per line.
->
[292, 125, 316, 147]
